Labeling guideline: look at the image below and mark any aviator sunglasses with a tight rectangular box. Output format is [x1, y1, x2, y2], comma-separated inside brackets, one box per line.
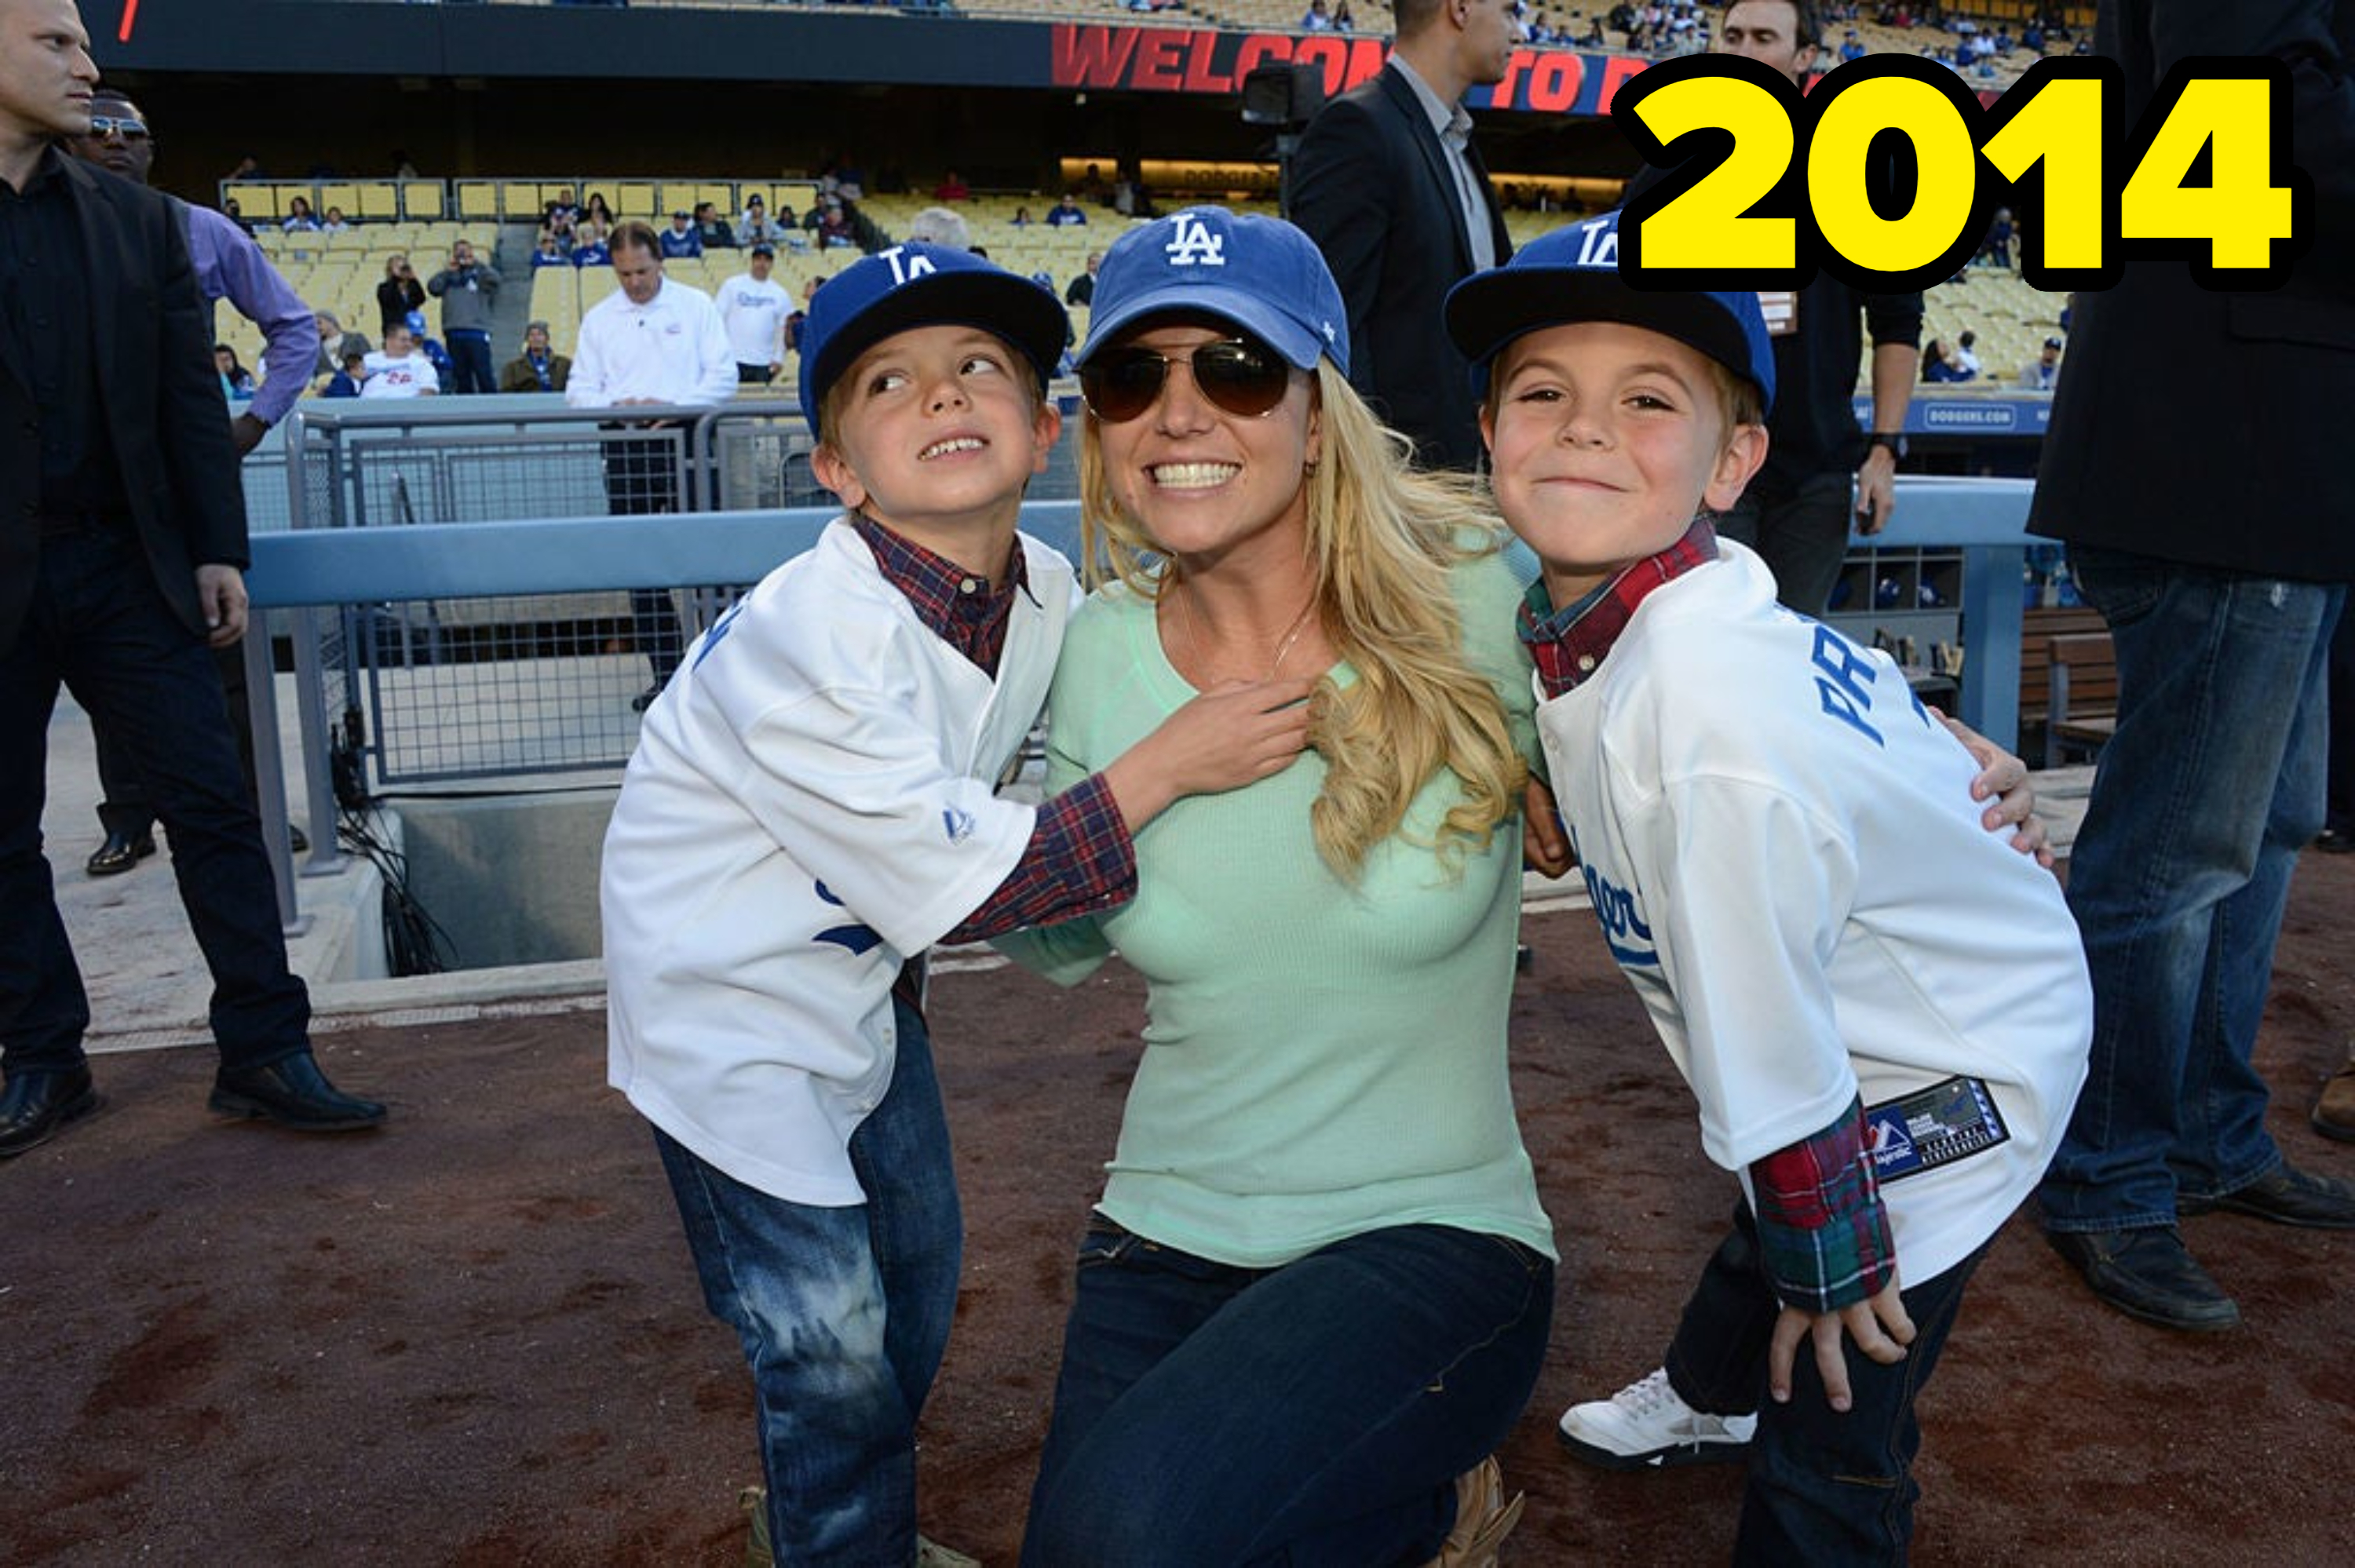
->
[1081, 336, 1294, 424]
[86, 115, 149, 140]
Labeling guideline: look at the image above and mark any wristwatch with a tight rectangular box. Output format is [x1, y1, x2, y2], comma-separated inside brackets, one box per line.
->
[1867, 432, 1908, 458]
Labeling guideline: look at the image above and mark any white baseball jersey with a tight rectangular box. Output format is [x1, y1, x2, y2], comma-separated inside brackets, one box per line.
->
[603, 518, 1076, 1205]
[357, 349, 436, 399]
[565, 273, 738, 410]
[716, 272, 793, 368]
[1534, 543, 2090, 1285]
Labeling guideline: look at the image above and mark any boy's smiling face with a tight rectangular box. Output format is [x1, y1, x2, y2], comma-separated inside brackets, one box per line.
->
[1481, 320, 1766, 607]
[811, 323, 1060, 571]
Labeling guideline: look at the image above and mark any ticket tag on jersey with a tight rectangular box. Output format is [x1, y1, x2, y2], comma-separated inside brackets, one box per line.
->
[1864, 1076, 2010, 1183]
[1756, 290, 1798, 337]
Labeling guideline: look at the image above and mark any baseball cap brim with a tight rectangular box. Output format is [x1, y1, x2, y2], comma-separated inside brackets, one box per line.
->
[804, 271, 1068, 436]
[1078, 282, 1326, 373]
[1446, 270, 1768, 408]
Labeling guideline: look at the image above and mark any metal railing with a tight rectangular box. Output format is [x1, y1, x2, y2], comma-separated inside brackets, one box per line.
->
[239, 475, 2036, 934]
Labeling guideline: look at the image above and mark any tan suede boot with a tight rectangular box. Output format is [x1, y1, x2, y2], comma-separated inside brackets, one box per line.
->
[2314, 1050, 2355, 1144]
[1421, 1456, 1525, 1568]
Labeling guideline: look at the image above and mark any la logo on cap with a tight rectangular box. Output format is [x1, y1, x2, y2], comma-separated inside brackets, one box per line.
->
[1163, 214, 1226, 268]
[1574, 217, 1619, 268]
[880, 245, 939, 286]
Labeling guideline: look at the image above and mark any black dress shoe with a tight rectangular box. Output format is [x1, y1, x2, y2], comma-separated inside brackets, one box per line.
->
[289, 825, 310, 855]
[2046, 1226, 2240, 1332]
[630, 681, 667, 713]
[2313, 827, 2354, 855]
[210, 1051, 387, 1132]
[2177, 1164, 2355, 1229]
[0, 1067, 100, 1158]
[86, 830, 157, 877]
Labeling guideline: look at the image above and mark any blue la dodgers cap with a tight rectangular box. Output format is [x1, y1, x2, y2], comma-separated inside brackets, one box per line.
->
[798, 242, 1070, 437]
[1076, 206, 1349, 376]
[1444, 209, 1776, 414]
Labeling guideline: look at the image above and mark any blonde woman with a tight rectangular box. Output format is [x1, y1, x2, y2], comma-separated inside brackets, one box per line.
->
[1007, 207, 1547, 1568]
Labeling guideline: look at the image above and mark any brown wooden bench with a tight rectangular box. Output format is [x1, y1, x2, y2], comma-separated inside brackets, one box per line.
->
[2046, 632, 2120, 765]
[2018, 607, 2118, 767]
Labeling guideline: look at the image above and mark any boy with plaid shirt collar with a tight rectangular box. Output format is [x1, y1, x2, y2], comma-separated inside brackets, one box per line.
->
[1447, 213, 2091, 1559]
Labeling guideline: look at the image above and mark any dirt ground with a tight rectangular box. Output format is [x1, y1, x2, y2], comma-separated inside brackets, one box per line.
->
[5, 859, 2354, 1566]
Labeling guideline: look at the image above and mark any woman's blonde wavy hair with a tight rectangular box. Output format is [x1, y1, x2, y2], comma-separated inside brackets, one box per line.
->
[1081, 359, 1527, 878]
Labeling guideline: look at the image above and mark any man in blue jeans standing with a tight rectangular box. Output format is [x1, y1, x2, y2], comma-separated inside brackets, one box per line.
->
[2032, 0, 2355, 1331]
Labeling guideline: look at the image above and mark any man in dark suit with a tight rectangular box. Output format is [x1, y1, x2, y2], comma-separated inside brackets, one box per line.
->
[2033, 0, 2355, 1331]
[1287, 0, 1518, 471]
[0, 0, 385, 1156]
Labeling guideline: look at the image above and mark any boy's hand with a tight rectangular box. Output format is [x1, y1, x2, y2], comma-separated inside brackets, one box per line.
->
[1768, 1278, 1914, 1413]
[1521, 777, 1573, 877]
[1102, 676, 1317, 830]
[1931, 706, 2054, 868]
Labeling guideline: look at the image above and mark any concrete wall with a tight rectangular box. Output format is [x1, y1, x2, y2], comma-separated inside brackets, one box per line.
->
[393, 792, 615, 970]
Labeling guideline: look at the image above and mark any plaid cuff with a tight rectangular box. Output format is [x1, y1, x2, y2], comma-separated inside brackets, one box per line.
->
[1750, 1097, 1897, 1314]
[941, 772, 1137, 944]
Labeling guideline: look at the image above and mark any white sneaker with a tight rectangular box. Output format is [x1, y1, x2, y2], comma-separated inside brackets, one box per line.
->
[1557, 1367, 1756, 1471]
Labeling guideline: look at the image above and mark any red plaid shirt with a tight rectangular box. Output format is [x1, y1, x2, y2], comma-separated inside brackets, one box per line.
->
[853, 515, 1137, 944]
[1517, 515, 1894, 1311]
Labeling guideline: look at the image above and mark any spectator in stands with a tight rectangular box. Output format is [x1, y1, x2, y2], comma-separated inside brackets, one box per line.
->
[407, 309, 458, 393]
[1064, 249, 1101, 307]
[426, 237, 504, 396]
[360, 320, 439, 399]
[545, 186, 581, 229]
[809, 193, 857, 250]
[717, 242, 792, 386]
[694, 200, 736, 250]
[905, 205, 973, 250]
[2018, 335, 2063, 390]
[1921, 338, 1966, 382]
[565, 220, 736, 712]
[323, 351, 367, 399]
[531, 233, 570, 268]
[1981, 206, 2014, 269]
[1288, 0, 1517, 472]
[378, 252, 426, 336]
[500, 320, 571, 394]
[571, 228, 612, 268]
[1045, 191, 1087, 226]
[661, 210, 704, 259]
[1950, 328, 1982, 379]
[738, 193, 785, 248]
[1839, 25, 1865, 58]
[1010, 203, 1034, 227]
[932, 169, 971, 202]
[2032, 0, 2355, 1334]
[584, 190, 615, 231]
[786, 274, 822, 356]
[1335, 0, 1356, 29]
[280, 194, 319, 232]
[1625, 0, 1922, 614]
[214, 345, 257, 401]
[1302, 0, 1334, 28]
[312, 311, 370, 382]
[320, 204, 351, 232]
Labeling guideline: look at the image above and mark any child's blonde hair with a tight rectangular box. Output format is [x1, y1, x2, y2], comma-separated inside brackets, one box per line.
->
[1083, 362, 1527, 878]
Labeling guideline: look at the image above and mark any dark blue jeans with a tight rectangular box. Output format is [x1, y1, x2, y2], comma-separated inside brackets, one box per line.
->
[653, 998, 961, 1568]
[1020, 1220, 1554, 1568]
[445, 330, 496, 396]
[2038, 546, 2343, 1230]
[0, 526, 309, 1074]
[1664, 1205, 1987, 1566]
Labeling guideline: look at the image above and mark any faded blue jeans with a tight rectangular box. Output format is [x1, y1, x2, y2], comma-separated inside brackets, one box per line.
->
[2038, 545, 2344, 1232]
[653, 998, 961, 1567]
[1020, 1219, 1554, 1568]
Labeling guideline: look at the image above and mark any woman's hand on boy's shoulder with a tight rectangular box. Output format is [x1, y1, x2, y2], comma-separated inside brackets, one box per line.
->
[1933, 707, 2054, 870]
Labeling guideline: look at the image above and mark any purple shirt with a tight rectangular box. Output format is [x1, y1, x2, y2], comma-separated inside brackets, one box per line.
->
[181, 200, 319, 428]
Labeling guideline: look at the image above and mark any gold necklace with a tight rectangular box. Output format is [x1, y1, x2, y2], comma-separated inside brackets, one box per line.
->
[1173, 578, 1319, 681]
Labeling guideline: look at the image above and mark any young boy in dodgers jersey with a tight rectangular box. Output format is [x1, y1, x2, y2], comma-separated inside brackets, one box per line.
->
[601, 242, 1311, 1567]
[1445, 213, 2093, 1559]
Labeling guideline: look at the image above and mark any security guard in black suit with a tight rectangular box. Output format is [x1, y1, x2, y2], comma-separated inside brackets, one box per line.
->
[0, 0, 384, 1155]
